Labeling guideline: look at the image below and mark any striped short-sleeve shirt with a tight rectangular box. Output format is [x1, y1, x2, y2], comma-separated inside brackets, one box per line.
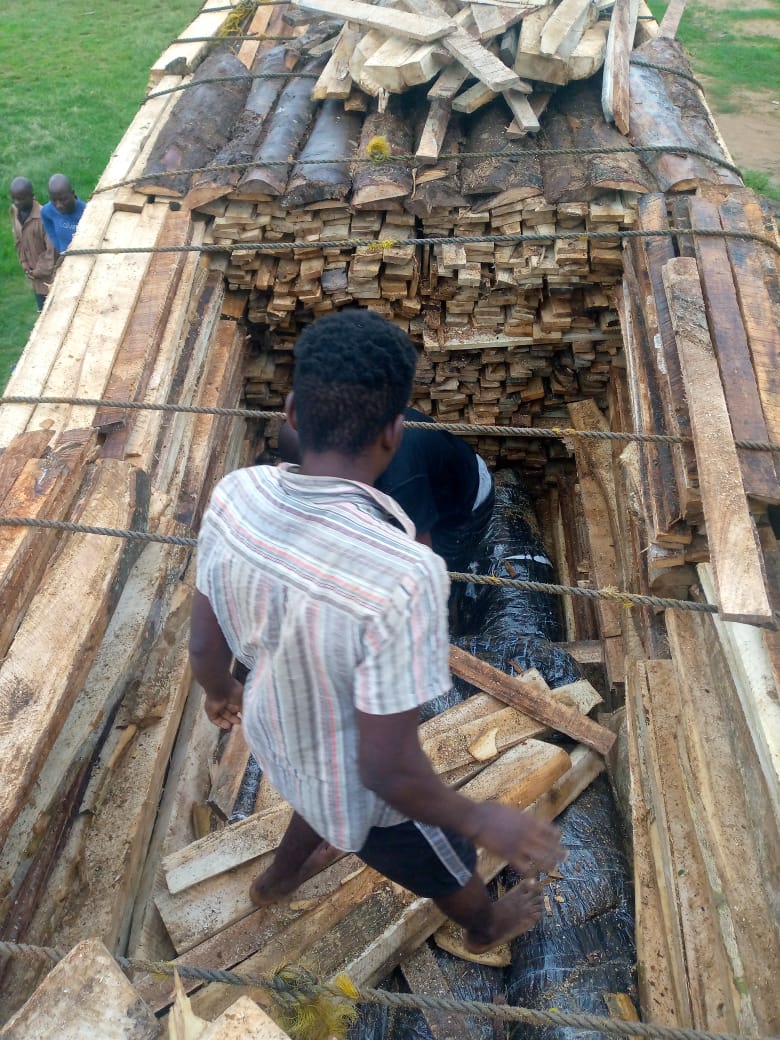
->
[196, 464, 452, 852]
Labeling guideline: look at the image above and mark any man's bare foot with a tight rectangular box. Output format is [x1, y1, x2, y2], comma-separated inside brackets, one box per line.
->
[249, 842, 338, 907]
[464, 878, 543, 953]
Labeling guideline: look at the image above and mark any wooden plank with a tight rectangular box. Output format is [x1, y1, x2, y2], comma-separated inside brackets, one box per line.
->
[697, 563, 780, 822]
[405, 0, 530, 92]
[292, 0, 458, 42]
[311, 24, 359, 99]
[602, 0, 639, 134]
[400, 944, 462, 1040]
[207, 719, 252, 822]
[0, 431, 53, 505]
[0, 430, 97, 659]
[202, 998, 293, 1039]
[502, 89, 541, 132]
[662, 258, 774, 626]
[149, 0, 234, 84]
[416, 99, 452, 163]
[666, 607, 780, 1034]
[449, 645, 615, 754]
[657, 0, 687, 39]
[163, 804, 293, 896]
[687, 195, 779, 504]
[540, 0, 596, 58]
[471, 3, 529, 39]
[0, 938, 158, 1039]
[717, 194, 780, 451]
[0, 459, 142, 850]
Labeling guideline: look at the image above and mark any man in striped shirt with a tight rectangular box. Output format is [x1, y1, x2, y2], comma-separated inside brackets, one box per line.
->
[190, 310, 563, 954]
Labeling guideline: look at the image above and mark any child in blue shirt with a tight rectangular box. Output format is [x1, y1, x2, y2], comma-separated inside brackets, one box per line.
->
[41, 174, 86, 253]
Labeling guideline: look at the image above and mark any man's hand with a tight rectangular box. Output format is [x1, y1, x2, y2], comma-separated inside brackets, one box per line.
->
[467, 801, 564, 875]
[205, 679, 244, 730]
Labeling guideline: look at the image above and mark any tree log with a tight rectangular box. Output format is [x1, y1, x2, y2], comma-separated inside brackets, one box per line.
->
[141, 51, 252, 197]
[541, 79, 655, 202]
[461, 100, 543, 199]
[282, 101, 362, 207]
[187, 46, 291, 210]
[351, 108, 415, 209]
[236, 57, 324, 198]
[628, 37, 742, 191]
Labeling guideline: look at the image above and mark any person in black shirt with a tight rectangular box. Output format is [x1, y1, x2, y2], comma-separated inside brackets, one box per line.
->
[277, 407, 493, 570]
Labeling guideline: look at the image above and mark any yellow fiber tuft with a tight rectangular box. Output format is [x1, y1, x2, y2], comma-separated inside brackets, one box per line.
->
[332, 974, 360, 1001]
[366, 135, 392, 162]
[268, 965, 358, 1040]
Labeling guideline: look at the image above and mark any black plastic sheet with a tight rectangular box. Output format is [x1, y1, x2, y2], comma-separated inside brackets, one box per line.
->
[506, 777, 637, 1040]
[452, 470, 563, 644]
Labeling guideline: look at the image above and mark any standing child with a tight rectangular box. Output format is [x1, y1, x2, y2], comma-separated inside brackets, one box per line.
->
[190, 310, 563, 954]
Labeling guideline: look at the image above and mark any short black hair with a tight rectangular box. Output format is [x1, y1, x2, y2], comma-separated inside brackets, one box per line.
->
[293, 310, 418, 455]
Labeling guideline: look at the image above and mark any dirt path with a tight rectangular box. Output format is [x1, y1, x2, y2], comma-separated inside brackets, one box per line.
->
[683, 0, 780, 191]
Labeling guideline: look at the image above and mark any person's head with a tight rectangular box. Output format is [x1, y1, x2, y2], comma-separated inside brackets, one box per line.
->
[288, 310, 417, 459]
[47, 174, 78, 215]
[10, 177, 34, 212]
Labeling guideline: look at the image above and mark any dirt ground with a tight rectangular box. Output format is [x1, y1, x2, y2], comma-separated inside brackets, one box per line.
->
[687, 0, 780, 191]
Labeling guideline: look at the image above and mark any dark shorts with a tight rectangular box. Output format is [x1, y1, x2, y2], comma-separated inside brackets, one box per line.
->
[357, 819, 477, 899]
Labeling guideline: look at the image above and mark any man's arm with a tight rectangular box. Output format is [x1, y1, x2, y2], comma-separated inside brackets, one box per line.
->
[189, 589, 243, 729]
[31, 228, 58, 282]
[357, 708, 564, 874]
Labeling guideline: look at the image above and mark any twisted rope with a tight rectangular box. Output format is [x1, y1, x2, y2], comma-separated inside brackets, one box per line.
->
[0, 940, 774, 1040]
[59, 226, 780, 259]
[1, 396, 779, 453]
[0, 516, 729, 617]
[94, 144, 743, 194]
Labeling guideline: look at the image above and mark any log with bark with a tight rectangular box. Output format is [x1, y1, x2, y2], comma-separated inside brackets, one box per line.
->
[282, 100, 363, 206]
[351, 106, 415, 208]
[140, 51, 253, 197]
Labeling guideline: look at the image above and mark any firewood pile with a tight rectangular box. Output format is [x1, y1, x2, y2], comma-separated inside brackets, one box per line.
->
[133, 1, 738, 467]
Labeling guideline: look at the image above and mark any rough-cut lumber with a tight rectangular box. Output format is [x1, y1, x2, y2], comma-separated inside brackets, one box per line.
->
[666, 606, 780, 1035]
[311, 24, 359, 99]
[404, 0, 530, 92]
[602, 0, 638, 134]
[341, 746, 602, 989]
[716, 193, 780, 451]
[687, 195, 779, 504]
[657, 0, 687, 39]
[149, 0, 235, 84]
[163, 804, 292, 895]
[141, 52, 252, 196]
[0, 938, 158, 1039]
[662, 258, 774, 626]
[627, 37, 741, 191]
[184, 740, 571, 1020]
[632, 193, 699, 517]
[540, 0, 597, 59]
[292, 0, 458, 42]
[400, 943, 462, 1040]
[207, 719, 252, 823]
[449, 645, 615, 753]
[0, 429, 96, 659]
[201, 997, 292, 1039]
[0, 459, 143, 850]
[697, 563, 780, 824]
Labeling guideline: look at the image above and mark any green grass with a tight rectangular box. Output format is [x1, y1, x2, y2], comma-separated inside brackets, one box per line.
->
[648, 1, 780, 104]
[0, 0, 202, 387]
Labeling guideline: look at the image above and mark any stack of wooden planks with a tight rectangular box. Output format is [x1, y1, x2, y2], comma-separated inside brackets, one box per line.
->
[616, 187, 779, 628]
[132, 8, 735, 469]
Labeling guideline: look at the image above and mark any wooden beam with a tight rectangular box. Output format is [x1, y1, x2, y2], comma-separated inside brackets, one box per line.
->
[657, 0, 687, 39]
[449, 645, 616, 754]
[687, 195, 779, 504]
[602, 0, 639, 134]
[291, 0, 458, 42]
[0, 938, 158, 1038]
[662, 258, 774, 626]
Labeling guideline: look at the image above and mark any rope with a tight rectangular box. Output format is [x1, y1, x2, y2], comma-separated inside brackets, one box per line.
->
[0, 940, 774, 1040]
[628, 57, 705, 91]
[145, 70, 319, 101]
[1, 395, 779, 454]
[96, 144, 743, 193]
[58, 226, 780, 260]
[0, 516, 730, 617]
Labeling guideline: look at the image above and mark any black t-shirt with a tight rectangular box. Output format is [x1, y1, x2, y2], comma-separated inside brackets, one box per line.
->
[375, 408, 480, 535]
